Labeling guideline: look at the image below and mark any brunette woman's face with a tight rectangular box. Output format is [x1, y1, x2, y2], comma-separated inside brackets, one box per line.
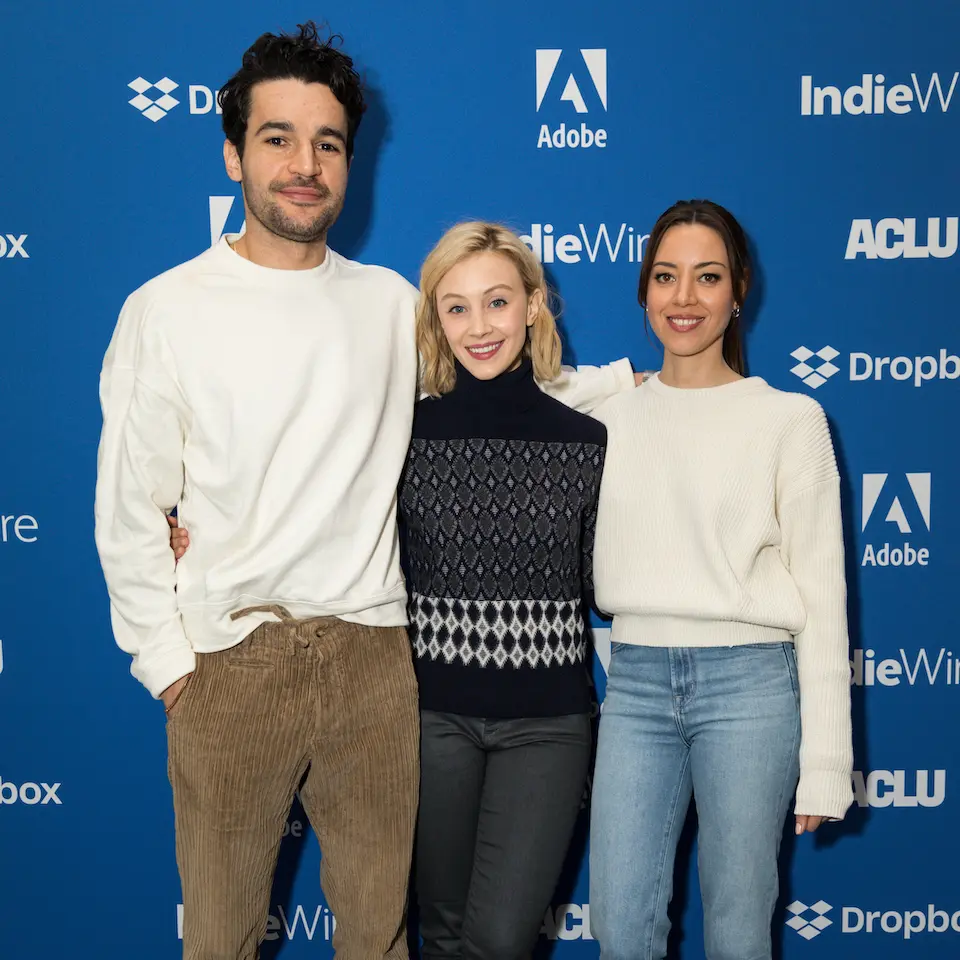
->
[644, 224, 736, 364]
[436, 251, 541, 380]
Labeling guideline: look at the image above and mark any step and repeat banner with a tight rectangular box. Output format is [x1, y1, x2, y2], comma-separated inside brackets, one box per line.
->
[1, 1, 957, 957]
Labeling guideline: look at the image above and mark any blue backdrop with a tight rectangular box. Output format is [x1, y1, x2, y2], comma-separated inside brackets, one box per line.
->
[1, 1, 958, 956]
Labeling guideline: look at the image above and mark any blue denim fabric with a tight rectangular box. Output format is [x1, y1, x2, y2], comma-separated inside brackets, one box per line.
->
[590, 642, 801, 960]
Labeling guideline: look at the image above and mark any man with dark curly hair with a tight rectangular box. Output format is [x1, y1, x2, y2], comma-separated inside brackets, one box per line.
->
[95, 23, 420, 959]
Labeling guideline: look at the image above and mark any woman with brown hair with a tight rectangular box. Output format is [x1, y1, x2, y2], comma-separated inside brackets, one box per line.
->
[588, 200, 854, 960]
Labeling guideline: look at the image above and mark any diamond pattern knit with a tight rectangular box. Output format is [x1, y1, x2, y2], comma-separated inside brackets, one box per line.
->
[400, 360, 606, 718]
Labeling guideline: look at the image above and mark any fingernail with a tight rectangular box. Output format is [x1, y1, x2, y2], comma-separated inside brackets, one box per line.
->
[795, 823, 803, 835]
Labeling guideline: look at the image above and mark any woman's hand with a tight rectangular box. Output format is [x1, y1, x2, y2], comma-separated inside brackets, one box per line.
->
[167, 514, 190, 562]
[795, 815, 825, 835]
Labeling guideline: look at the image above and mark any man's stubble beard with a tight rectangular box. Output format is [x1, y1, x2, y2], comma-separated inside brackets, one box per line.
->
[242, 176, 345, 245]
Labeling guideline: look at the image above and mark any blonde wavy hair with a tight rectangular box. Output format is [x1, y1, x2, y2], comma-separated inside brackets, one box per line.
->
[416, 221, 563, 396]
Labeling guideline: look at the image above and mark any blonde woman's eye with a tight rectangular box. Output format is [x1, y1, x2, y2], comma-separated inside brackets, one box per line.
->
[490, 298, 507, 308]
[448, 305, 466, 314]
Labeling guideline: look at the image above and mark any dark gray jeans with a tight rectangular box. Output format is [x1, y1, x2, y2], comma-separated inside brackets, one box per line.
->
[416, 709, 592, 960]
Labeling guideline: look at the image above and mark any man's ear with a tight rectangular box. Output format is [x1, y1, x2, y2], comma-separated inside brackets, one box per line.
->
[224, 139, 242, 184]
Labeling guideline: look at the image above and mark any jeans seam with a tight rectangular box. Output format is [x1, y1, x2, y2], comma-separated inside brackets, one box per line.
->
[646, 750, 691, 960]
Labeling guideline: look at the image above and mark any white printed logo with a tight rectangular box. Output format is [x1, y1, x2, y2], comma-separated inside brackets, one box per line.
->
[862, 473, 930, 535]
[536, 49, 607, 114]
[0, 777, 62, 805]
[209, 196, 245, 246]
[0, 234, 28, 259]
[853, 770, 945, 808]
[789, 346, 840, 389]
[851, 647, 960, 688]
[178, 903, 335, 941]
[845, 218, 958, 260]
[791, 348, 960, 390]
[535, 49, 608, 149]
[801, 72, 958, 116]
[128, 77, 180, 122]
[786, 900, 834, 940]
[541, 904, 594, 941]
[520, 223, 648, 265]
[1, 514, 38, 543]
[861, 473, 931, 568]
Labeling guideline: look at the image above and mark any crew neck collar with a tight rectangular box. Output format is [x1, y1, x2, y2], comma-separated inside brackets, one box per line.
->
[645, 372, 768, 398]
[216, 234, 337, 284]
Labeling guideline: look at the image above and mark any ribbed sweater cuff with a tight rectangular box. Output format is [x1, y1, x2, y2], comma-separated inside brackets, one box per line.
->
[611, 614, 791, 648]
[795, 769, 854, 821]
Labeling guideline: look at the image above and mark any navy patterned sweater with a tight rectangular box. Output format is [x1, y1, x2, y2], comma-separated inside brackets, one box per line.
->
[399, 358, 606, 718]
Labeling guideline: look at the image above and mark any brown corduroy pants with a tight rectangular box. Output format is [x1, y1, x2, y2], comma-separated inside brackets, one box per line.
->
[166, 607, 420, 960]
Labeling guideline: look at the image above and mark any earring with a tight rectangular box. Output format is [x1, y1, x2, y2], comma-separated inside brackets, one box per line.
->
[732, 305, 741, 319]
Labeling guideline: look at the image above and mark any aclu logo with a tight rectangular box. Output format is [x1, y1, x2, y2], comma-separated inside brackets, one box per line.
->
[790, 346, 960, 389]
[845, 218, 957, 259]
[800, 71, 958, 116]
[0, 777, 62, 805]
[520, 223, 648, 265]
[535, 49, 608, 149]
[541, 903, 593, 941]
[128, 77, 223, 122]
[853, 769, 945, 808]
[178, 903, 334, 941]
[788, 898, 960, 941]
[851, 647, 960, 688]
[861, 472, 930, 568]
[0, 234, 28, 259]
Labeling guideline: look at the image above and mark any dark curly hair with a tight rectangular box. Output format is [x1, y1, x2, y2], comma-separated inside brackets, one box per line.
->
[638, 199, 752, 376]
[218, 22, 366, 162]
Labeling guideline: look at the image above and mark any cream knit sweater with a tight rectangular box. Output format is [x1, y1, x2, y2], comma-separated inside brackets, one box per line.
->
[593, 374, 853, 819]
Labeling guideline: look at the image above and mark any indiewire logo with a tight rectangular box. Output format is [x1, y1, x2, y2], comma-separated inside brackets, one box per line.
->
[800, 71, 958, 115]
[851, 647, 960, 688]
[846, 218, 958, 260]
[520, 223, 648, 265]
[789, 898, 960, 940]
[535, 49, 608, 149]
[129, 77, 223, 122]
[177, 904, 335, 941]
[1, 514, 38, 543]
[0, 777, 62, 805]
[0, 234, 28, 259]
[861, 472, 931, 568]
[853, 770, 945, 808]
[790, 346, 960, 389]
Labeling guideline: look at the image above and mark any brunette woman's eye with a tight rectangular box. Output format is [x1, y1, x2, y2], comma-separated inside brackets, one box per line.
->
[653, 272, 674, 283]
[700, 273, 720, 283]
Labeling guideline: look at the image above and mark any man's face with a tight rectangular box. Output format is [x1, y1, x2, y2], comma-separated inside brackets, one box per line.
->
[224, 78, 350, 244]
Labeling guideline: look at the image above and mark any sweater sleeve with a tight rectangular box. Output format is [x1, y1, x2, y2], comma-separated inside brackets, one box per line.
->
[539, 359, 635, 412]
[94, 295, 195, 699]
[778, 402, 854, 820]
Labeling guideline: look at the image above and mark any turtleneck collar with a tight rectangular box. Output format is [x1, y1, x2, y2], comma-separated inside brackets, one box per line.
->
[446, 357, 541, 410]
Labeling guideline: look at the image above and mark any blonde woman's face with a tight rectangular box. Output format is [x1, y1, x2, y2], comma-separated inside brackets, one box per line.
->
[435, 251, 542, 381]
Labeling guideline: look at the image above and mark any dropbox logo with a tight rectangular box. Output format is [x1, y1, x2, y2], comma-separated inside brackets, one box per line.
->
[535, 49, 608, 149]
[790, 346, 841, 389]
[786, 900, 834, 940]
[128, 77, 180, 122]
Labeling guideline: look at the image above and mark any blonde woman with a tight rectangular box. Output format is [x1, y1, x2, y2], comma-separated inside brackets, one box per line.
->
[403, 222, 605, 959]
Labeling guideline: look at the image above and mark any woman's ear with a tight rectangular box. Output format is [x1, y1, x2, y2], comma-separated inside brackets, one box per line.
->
[526, 289, 544, 327]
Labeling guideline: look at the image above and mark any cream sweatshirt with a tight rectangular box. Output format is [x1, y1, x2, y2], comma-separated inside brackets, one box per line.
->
[593, 374, 854, 820]
[94, 235, 634, 699]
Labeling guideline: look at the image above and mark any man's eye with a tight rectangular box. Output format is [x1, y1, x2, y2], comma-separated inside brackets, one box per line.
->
[266, 137, 285, 146]
[318, 142, 341, 153]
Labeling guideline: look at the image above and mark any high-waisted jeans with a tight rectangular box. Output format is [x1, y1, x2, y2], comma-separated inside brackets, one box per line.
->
[590, 642, 801, 960]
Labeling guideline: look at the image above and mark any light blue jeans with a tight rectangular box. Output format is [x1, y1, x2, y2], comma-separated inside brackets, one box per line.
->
[590, 642, 801, 960]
